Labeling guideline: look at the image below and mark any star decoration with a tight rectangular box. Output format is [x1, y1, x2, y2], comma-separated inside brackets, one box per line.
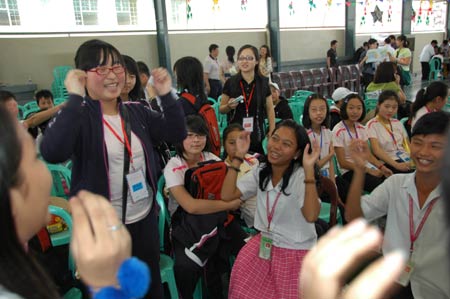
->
[371, 5, 383, 23]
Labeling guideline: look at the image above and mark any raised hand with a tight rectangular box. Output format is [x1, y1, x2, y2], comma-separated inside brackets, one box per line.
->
[65, 69, 87, 97]
[70, 191, 131, 289]
[303, 141, 320, 169]
[151, 68, 172, 96]
[300, 219, 405, 299]
[235, 131, 251, 159]
[349, 139, 370, 169]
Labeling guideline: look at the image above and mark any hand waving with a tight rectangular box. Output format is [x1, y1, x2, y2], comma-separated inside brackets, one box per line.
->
[303, 141, 320, 169]
[235, 131, 251, 159]
[349, 140, 370, 169]
[65, 70, 87, 97]
[151, 68, 172, 96]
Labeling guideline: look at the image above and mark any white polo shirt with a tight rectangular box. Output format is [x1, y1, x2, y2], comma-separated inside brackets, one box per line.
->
[366, 117, 409, 161]
[204, 55, 221, 80]
[419, 44, 436, 62]
[307, 127, 332, 172]
[361, 173, 450, 299]
[411, 106, 432, 130]
[332, 121, 368, 174]
[237, 165, 319, 250]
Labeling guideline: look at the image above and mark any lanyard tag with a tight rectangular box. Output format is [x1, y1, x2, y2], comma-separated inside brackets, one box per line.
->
[366, 162, 378, 170]
[397, 259, 415, 287]
[396, 151, 410, 162]
[243, 117, 254, 132]
[320, 168, 330, 178]
[259, 232, 273, 260]
[126, 168, 149, 203]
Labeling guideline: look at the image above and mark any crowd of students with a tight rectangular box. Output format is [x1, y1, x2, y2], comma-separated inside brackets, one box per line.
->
[1, 36, 450, 299]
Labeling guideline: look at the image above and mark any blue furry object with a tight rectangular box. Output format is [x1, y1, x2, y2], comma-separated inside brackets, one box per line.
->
[93, 257, 151, 299]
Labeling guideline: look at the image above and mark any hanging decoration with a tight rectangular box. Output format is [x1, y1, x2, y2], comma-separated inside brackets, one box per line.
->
[371, 5, 383, 24]
[416, 0, 423, 24]
[308, 0, 316, 11]
[327, 0, 333, 6]
[360, 0, 369, 25]
[387, 0, 393, 22]
[186, 0, 192, 20]
[426, 0, 434, 25]
[289, 1, 295, 15]
[411, 9, 416, 22]
[212, 0, 219, 11]
[241, 0, 247, 11]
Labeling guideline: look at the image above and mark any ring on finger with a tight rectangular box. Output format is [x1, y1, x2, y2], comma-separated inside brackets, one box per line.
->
[108, 223, 124, 232]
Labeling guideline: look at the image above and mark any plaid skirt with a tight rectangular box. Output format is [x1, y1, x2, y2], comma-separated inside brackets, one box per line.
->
[228, 234, 308, 299]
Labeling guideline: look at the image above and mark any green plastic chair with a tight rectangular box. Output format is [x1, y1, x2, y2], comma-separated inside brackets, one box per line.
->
[46, 163, 72, 199]
[319, 202, 343, 225]
[429, 57, 442, 81]
[156, 176, 203, 299]
[364, 98, 378, 113]
[327, 98, 334, 107]
[288, 101, 305, 125]
[54, 97, 67, 105]
[22, 101, 40, 120]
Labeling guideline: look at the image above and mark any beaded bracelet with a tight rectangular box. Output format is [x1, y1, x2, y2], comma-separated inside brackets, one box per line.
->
[92, 257, 151, 299]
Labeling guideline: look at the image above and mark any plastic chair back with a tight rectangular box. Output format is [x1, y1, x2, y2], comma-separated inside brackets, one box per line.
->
[156, 176, 171, 252]
[288, 101, 304, 125]
[429, 57, 442, 81]
[46, 163, 72, 199]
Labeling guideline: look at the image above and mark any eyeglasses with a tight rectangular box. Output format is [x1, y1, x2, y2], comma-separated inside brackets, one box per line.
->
[87, 65, 125, 76]
[238, 56, 255, 62]
[186, 133, 207, 140]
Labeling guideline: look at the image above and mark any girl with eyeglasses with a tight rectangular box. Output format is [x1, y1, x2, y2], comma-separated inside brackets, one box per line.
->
[222, 120, 321, 299]
[219, 44, 276, 154]
[40, 39, 187, 299]
[332, 94, 392, 201]
[302, 94, 336, 182]
[164, 115, 242, 299]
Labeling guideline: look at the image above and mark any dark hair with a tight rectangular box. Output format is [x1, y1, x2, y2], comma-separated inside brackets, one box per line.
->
[340, 94, 366, 122]
[237, 44, 260, 74]
[411, 111, 450, 137]
[431, 40, 438, 45]
[74, 39, 124, 71]
[397, 35, 409, 48]
[330, 40, 338, 47]
[226, 46, 235, 64]
[388, 34, 396, 40]
[0, 105, 59, 299]
[412, 81, 449, 117]
[302, 94, 330, 129]
[259, 120, 313, 195]
[209, 44, 219, 53]
[443, 40, 449, 45]
[173, 56, 207, 103]
[373, 61, 397, 83]
[368, 38, 377, 45]
[35, 89, 54, 105]
[222, 123, 244, 159]
[384, 37, 391, 45]
[122, 55, 144, 101]
[363, 42, 369, 47]
[260, 45, 271, 58]
[0, 90, 16, 104]
[137, 61, 150, 77]
[375, 90, 400, 116]
[175, 115, 210, 159]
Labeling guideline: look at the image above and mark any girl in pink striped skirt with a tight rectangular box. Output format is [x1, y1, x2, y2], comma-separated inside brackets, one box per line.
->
[221, 119, 322, 299]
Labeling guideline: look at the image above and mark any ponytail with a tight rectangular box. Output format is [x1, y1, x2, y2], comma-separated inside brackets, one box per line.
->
[412, 81, 449, 117]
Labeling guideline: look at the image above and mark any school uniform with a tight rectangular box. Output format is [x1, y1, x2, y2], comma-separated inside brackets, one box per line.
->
[229, 165, 319, 299]
[411, 106, 433, 131]
[367, 117, 411, 173]
[306, 127, 332, 177]
[332, 121, 384, 200]
[361, 173, 450, 299]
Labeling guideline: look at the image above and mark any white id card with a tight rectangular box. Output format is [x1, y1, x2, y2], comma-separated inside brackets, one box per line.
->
[243, 117, 254, 132]
[366, 162, 378, 170]
[259, 232, 273, 260]
[397, 259, 414, 287]
[396, 151, 410, 162]
[126, 168, 149, 203]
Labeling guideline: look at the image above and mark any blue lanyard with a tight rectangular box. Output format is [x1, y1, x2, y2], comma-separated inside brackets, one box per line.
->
[312, 128, 323, 159]
[342, 121, 359, 140]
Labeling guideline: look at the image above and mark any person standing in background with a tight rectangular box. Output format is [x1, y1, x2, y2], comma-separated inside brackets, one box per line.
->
[259, 45, 273, 78]
[222, 45, 238, 80]
[204, 44, 224, 100]
[419, 40, 438, 81]
[327, 40, 338, 68]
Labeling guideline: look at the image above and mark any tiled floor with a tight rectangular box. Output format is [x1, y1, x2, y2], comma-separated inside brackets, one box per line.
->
[404, 77, 450, 102]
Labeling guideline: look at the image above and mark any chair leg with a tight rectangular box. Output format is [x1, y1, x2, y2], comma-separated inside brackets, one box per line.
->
[165, 270, 180, 299]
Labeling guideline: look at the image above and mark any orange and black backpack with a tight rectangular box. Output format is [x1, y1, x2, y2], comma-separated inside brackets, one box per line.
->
[180, 92, 221, 156]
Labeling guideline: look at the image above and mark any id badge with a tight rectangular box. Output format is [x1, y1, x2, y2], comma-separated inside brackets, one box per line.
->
[366, 162, 377, 170]
[320, 168, 329, 178]
[243, 117, 254, 132]
[259, 232, 273, 260]
[396, 151, 410, 162]
[397, 259, 415, 287]
[126, 168, 150, 203]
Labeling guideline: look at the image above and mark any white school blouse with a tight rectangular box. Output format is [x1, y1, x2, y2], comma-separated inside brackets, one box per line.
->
[361, 173, 450, 299]
[332, 121, 368, 174]
[237, 165, 319, 250]
[366, 117, 409, 161]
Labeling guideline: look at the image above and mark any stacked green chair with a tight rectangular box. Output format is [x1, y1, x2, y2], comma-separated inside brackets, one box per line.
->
[290, 90, 313, 103]
[22, 100, 40, 120]
[54, 97, 67, 105]
[288, 101, 305, 125]
[364, 98, 378, 113]
[51, 66, 73, 99]
[428, 57, 442, 81]
[46, 163, 72, 199]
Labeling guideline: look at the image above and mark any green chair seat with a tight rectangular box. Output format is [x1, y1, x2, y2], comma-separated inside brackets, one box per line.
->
[319, 202, 343, 225]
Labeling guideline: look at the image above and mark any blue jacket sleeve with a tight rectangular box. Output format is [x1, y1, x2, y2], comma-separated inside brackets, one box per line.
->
[146, 91, 187, 144]
[40, 94, 84, 163]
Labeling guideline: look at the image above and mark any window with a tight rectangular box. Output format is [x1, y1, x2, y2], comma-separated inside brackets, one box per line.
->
[411, 0, 447, 32]
[0, 0, 20, 26]
[115, 0, 137, 26]
[166, 0, 267, 31]
[356, 0, 402, 35]
[73, 0, 98, 26]
[279, 0, 345, 29]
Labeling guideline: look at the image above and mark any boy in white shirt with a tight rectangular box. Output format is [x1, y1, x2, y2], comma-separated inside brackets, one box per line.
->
[346, 111, 450, 299]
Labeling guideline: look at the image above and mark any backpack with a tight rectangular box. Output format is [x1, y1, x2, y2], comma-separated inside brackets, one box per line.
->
[184, 160, 227, 200]
[181, 92, 221, 156]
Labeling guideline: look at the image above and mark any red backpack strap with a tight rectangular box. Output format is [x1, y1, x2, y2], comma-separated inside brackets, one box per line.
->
[181, 92, 198, 106]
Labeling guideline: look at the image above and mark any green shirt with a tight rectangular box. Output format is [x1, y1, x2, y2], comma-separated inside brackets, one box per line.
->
[395, 48, 412, 71]
[366, 81, 401, 93]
